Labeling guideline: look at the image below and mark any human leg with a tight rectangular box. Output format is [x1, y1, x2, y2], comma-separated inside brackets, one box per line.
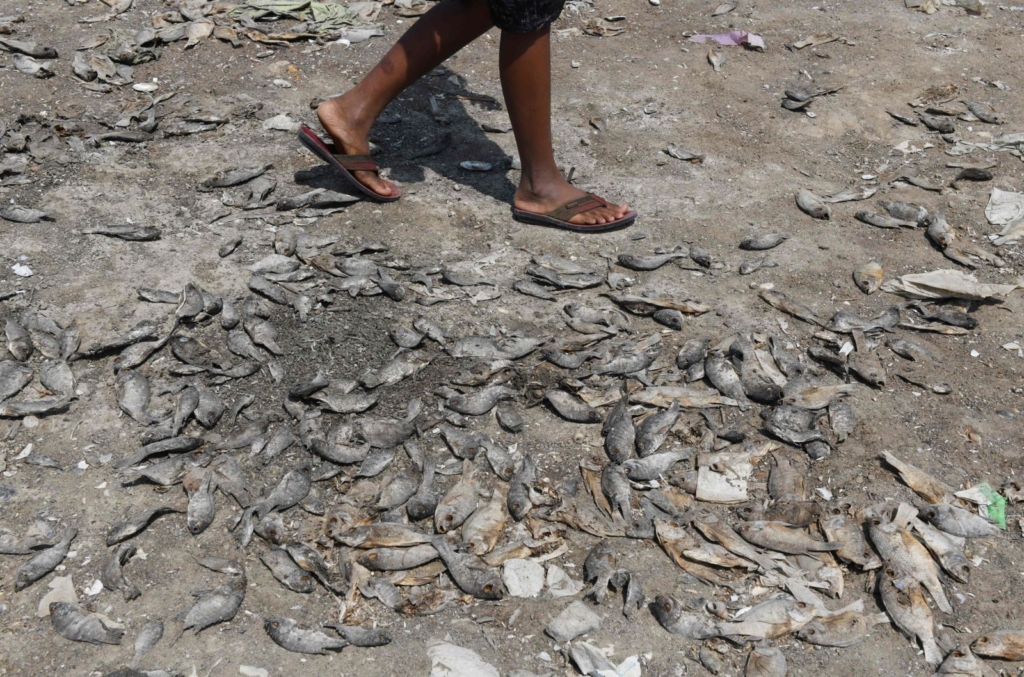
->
[316, 0, 495, 196]
[499, 26, 631, 227]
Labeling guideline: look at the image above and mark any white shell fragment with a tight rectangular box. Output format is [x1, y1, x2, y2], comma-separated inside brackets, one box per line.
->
[459, 161, 493, 172]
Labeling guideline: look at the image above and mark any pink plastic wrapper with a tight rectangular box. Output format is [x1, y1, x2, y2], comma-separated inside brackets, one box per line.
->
[689, 31, 765, 50]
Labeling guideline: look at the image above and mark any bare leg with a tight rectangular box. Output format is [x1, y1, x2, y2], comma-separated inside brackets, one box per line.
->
[500, 27, 629, 225]
[317, 0, 495, 196]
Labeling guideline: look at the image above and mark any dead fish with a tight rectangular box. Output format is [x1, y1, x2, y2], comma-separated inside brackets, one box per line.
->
[829, 398, 855, 443]
[0, 360, 33, 400]
[966, 101, 1003, 125]
[623, 448, 690, 481]
[796, 189, 831, 219]
[881, 451, 953, 503]
[361, 351, 433, 389]
[740, 233, 788, 251]
[768, 451, 805, 502]
[853, 261, 884, 294]
[879, 200, 931, 226]
[82, 224, 161, 241]
[186, 473, 216, 535]
[50, 602, 124, 645]
[430, 535, 503, 600]
[359, 544, 439, 572]
[820, 509, 878, 569]
[878, 567, 942, 665]
[590, 345, 660, 376]
[636, 400, 681, 456]
[952, 167, 993, 184]
[544, 390, 602, 423]
[0, 204, 50, 223]
[855, 210, 917, 229]
[442, 384, 514, 416]
[796, 610, 882, 647]
[919, 112, 955, 133]
[448, 335, 547, 360]
[244, 318, 283, 355]
[482, 439, 515, 481]
[5, 319, 33, 361]
[918, 503, 1000, 538]
[908, 303, 977, 330]
[705, 356, 750, 408]
[508, 455, 536, 521]
[101, 543, 141, 601]
[265, 616, 347, 654]
[617, 252, 688, 271]
[888, 337, 941, 364]
[825, 307, 900, 334]
[868, 512, 952, 613]
[783, 383, 856, 410]
[677, 338, 710, 370]
[708, 48, 726, 72]
[201, 163, 272, 190]
[496, 402, 524, 433]
[601, 464, 633, 522]
[762, 405, 827, 447]
[434, 461, 481, 533]
[910, 516, 971, 583]
[603, 293, 710, 317]
[106, 506, 181, 545]
[689, 245, 713, 268]
[738, 520, 840, 554]
[603, 394, 636, 464]
[513, 279, 558, 301]
[759, 290, 822, 326]
[326, 624, 392, 647]
[583, 541, 617, 602]
[887, 109, 919, 126]
[438, 424, 484, 460]
[461, 487, 507, 555]
[182, 574, 247, 634]
[746, 646, 786, 677]
[651, 595, 719, 639]
[544, 347, 596, 369]
[0, 37, 57, 58]
[973, 631, 1024, 661]
[249, 274, 291, 305]
[356, 448, 395, 478]
[15, 527, 77, 590]
[927, 211, 956, 249]
[219, 234, 243, 258]
[130, 620, 164, 668]
[937, 646, 1001, 677]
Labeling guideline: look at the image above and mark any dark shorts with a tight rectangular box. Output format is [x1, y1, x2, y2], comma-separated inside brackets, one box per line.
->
[483, 0, 566, 33]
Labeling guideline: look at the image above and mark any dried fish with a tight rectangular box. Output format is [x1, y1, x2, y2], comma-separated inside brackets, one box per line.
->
[796, 189, 831, 219]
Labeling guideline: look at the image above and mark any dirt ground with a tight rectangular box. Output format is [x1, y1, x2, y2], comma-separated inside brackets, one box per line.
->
[2, 0, 1024, 675]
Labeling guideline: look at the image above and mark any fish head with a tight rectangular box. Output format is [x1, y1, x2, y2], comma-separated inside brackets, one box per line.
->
[651, 595, 681, 624]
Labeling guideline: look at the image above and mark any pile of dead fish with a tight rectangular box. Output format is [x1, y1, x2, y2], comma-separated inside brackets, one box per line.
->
[2, 202, 1022, 676]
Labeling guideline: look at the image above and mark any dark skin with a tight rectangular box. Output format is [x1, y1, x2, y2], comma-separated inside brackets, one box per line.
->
[316, 0, 630, 226]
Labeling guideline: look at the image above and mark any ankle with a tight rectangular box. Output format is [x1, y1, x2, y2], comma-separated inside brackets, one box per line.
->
[518, 165, 565, 196]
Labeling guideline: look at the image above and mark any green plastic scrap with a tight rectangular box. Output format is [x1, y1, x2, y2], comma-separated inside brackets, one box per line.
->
[978, 483, 1007, 530]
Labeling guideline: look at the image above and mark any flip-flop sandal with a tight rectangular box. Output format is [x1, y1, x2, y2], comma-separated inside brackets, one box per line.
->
[297, 124, 401, 203]
[511, 194, 637, 233]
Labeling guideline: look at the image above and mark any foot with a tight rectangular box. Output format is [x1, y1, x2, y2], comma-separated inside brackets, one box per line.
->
[316, 95, 397, 198]
[514, 177, 630, 227]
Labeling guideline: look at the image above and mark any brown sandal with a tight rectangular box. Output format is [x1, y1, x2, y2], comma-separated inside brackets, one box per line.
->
[511, 193, 637, 233]
[298, 124, 401, 203]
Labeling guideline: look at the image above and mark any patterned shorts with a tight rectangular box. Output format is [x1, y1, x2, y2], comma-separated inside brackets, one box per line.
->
[482, 0, 566, 33]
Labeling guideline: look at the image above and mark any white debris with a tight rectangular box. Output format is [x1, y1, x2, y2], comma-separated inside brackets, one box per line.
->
[239, 667, 269, 677]
[262, 113, 300, 133]
[502, 559, 545, 598]
[14, 444, 33, 460]
[83, 579, 103, 596]
[36, 576, 77, 617]
[12, 263, 33, 277]
[816, 487, 833, 501]
[545, 600, 602, 642]
[695, 466, 747, 503]
[427, 640, 500, 677]
[546, 564, 584, 598]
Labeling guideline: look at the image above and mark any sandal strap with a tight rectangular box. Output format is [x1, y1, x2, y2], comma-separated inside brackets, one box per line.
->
[547, 194, 606, 223]
[334, 154, 379, 173]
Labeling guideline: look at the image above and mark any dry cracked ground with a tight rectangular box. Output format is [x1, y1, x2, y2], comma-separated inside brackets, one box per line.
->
[2, 0, 1024, 676]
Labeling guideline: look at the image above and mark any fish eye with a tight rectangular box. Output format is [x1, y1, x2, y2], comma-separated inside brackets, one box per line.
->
[953, 651, 964, 657]
[444, 515, 453, 522]
[301, 576, 309, 582]
[367, 553, 378, 561]
[271, 621, 279, 628]
[235, 582, 244, 589]
[512, 502, 521, 510]
[484, 585, 493, 593]
[978, 637, 989, 643]
[871, 519, 880, 526]
[806, 629, 815, 636]
[662, 602, 671, 611]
